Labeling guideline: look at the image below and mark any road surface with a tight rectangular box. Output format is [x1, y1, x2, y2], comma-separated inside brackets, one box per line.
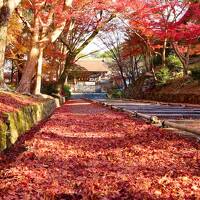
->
[98, 99, 200, 130]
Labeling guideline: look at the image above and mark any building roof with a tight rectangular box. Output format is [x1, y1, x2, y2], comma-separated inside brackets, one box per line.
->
[75, 59, 109, 72]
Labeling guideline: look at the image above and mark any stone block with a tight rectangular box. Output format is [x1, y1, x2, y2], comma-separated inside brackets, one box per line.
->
[0, 98, 58, 151]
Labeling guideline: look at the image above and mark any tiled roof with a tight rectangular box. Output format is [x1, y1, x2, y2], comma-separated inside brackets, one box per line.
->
[75, 59, 109, 72]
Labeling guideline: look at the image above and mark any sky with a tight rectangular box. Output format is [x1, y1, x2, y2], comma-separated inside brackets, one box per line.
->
[82, 38, 106, 55]
[82, 18, 126, 56]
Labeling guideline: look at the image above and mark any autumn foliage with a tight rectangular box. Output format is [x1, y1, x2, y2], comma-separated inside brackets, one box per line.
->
[0, 1, 200, 199]
[0, 0, 199, 93]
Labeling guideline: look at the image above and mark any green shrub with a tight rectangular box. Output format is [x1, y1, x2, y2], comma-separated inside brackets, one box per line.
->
[108, 88, 123, 99]
[166, 54, 183, 72]
[156, 67, 171, 85]
[62, 85, 71, 99]
[41, 82, 57, 95]
[8, 83, 16, 91]
[191, 67, 200, 83]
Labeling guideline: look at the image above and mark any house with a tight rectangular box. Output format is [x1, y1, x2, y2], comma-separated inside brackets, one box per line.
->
[67, 59, 111, 93]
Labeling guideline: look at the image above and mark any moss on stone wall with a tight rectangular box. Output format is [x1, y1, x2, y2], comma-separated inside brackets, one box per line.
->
[0, 98, 58, 151]
[0, 121, 7, 151]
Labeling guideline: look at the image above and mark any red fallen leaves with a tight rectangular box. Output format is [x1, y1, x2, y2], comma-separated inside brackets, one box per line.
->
[0, 99, 200, 199]
[0, 92, 45, 120]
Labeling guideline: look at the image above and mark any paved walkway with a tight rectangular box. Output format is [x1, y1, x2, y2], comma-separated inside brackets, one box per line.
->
[99, 99, 200, 131]
[98, 99, 200, 119]
[0, 100, 200, 199]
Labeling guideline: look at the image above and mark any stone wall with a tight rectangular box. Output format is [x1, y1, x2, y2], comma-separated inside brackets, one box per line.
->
[0, 98, 58, 151]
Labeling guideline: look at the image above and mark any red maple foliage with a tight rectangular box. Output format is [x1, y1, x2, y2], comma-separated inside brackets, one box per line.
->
[0, 92, 45, 120]
[0, 99, 199, 199]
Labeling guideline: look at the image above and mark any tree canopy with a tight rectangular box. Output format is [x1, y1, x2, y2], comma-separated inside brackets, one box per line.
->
[0, 0, 199, 94]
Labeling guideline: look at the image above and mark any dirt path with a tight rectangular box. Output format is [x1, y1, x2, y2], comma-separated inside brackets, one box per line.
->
[0, 99, 200, 199]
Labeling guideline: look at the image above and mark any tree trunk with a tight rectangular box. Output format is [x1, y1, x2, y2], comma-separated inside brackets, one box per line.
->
[182, 59, 188, 76]
[0, 2, 9, 88]
[17, 69, 22, 84]
[129, 55, 135, 83]
[134, 57, 139, 79]
[54, 54, 75, 94]
[55, 70, 68, 94]
[10, 60, 14, 83]
[0, 0, 21, 88]
[184, 44, 190, 76]
[162, 38, 167, 67]
[16, 47, 39, 93]
[118, 63, 127, 89]
[16, 15, 40, 93]
[34, 47, 44, 95]
[172, 42, 190, 76]
[0, 25, 7, 85]
[144, 52, 150, 72]
[149, 51, 157, 81]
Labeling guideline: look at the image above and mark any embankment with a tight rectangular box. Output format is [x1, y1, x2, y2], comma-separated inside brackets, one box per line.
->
[0, 92, 63, 151]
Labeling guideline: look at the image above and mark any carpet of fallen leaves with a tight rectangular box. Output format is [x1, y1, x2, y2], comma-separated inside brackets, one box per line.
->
[0, 92, 45, 120]
[0, 99, 200, 200]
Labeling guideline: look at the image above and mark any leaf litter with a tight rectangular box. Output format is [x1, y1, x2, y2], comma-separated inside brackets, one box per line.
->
[0, 99, 199, 199]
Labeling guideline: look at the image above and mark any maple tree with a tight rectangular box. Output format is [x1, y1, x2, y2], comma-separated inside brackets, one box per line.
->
[5, 12, 28, 84]
[13, 0, 117, 94]
[98, 22, 129, 88]
[50, 0, 116, 93]
[14, 0, 73, 94]
[126, 0, 185, 65]
[121, 32, 146, 82]
[42, 43, 66, 82]
[170, 2, 200, 75]
[118, 0, 200, 79]
[0, 0, 22, 87]
[0, 0, 199, 93]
